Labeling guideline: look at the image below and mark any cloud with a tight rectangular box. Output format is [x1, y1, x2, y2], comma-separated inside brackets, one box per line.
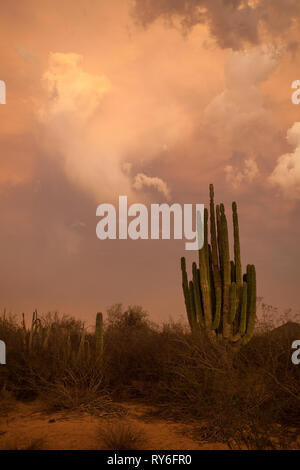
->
[200, 46, 278, 164]
[42, 53, 110, 119]
[269, 122, 300, 198]
[39, 52, 187, 203]
[39, 52, 133, 202]
[132, 0, 300, 50]
[225, 157, 259, 188]
[133, 172, 171, 200]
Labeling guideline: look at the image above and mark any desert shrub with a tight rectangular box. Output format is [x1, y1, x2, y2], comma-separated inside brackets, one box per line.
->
[219, 420, 297, 450]
[98, 421, 145, 450]
[237, 323, 300, 427]
[37, 366, 109, 412]
[1, 304, 300, 449]
[0, 312, 104, 403]
[103, 305, 161, 392]
[139, 321, 300, 450]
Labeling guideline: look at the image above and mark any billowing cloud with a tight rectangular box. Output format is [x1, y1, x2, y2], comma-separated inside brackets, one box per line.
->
[39, 52, 184, 203]
[39, 52, 134, 202]
[133, 173, 171, 200]
[269, 122, 300, 198]
[225, 157, 259, 188]
[132, 0, 300, 50]
[200, 46, 279, 168]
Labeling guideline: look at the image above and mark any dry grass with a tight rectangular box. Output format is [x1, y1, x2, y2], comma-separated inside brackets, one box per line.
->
[37, 367, 107, 413]
[98, 421, 146, 450]
[1, 304, 300, 449]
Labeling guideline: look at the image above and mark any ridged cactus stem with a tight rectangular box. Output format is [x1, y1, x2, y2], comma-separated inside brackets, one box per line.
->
[232, 202, 242, 287]
[242, 265, 256, 345]
[181, 184, 257, 346]
[204, 208, 210, 276]
[216, 205, 223, 273]
[239, 281, 248, 336]
[229, 282, 237, 324]
[232, 201, 242, 328]
[209, 184, 221, 289]
[220, 204, 231, 339]
[188, 281, 197, 331]
[192, 262, 205, 328]
[181, 257, 194, 330]
[211, 286, 221, 330]
[28, 309, 38, 352]
[198, 209, 213, 329]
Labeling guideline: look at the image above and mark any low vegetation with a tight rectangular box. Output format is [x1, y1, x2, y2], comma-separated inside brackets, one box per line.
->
[98, 421, 146, 450]
[0, 302, 300, 449]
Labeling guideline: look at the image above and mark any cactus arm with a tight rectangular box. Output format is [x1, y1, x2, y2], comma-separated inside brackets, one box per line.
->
[230, 261, 236, 282]
[198, 209, 213, 329]
[211, 286, 221, 330]
[232, 202, 242, 287]
[229, 282, 237, 323]
[216, 204, 223, 273]
[192, 262, 205, 328]
[204, 208, 210, 275]
[242, 265, 256, 345]
[188, 281, 197, 331]
[209, 184, 221, 289]
[181, 257, 194, 330]
[220, 204, 231, 339]
[239, 281, 248, 336]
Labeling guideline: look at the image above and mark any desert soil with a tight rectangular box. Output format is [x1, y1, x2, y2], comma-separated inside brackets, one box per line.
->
[0, 400, 227, 450]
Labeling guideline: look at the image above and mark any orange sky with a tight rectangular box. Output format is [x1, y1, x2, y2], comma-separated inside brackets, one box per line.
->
[0, 0, 300, 324]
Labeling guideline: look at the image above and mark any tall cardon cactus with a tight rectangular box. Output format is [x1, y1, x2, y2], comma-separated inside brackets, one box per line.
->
[181, 184, 256, 345]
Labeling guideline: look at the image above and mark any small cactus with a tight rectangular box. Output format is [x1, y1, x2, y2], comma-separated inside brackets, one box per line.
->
[181, 184, 256, 345]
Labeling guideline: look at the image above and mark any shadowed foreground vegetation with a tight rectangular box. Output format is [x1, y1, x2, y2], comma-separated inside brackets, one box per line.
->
[1, 303, 300, 449]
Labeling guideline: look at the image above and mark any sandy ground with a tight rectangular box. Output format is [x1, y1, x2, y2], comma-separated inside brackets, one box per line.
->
[0, 400, 227, 450]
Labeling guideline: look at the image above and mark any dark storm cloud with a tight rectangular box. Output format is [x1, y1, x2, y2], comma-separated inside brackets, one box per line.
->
[132, 0, 300, 49]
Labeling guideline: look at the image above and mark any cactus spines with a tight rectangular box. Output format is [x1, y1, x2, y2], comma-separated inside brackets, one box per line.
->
[95, 312, 104, 358]
[181, 185, 257, 345]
